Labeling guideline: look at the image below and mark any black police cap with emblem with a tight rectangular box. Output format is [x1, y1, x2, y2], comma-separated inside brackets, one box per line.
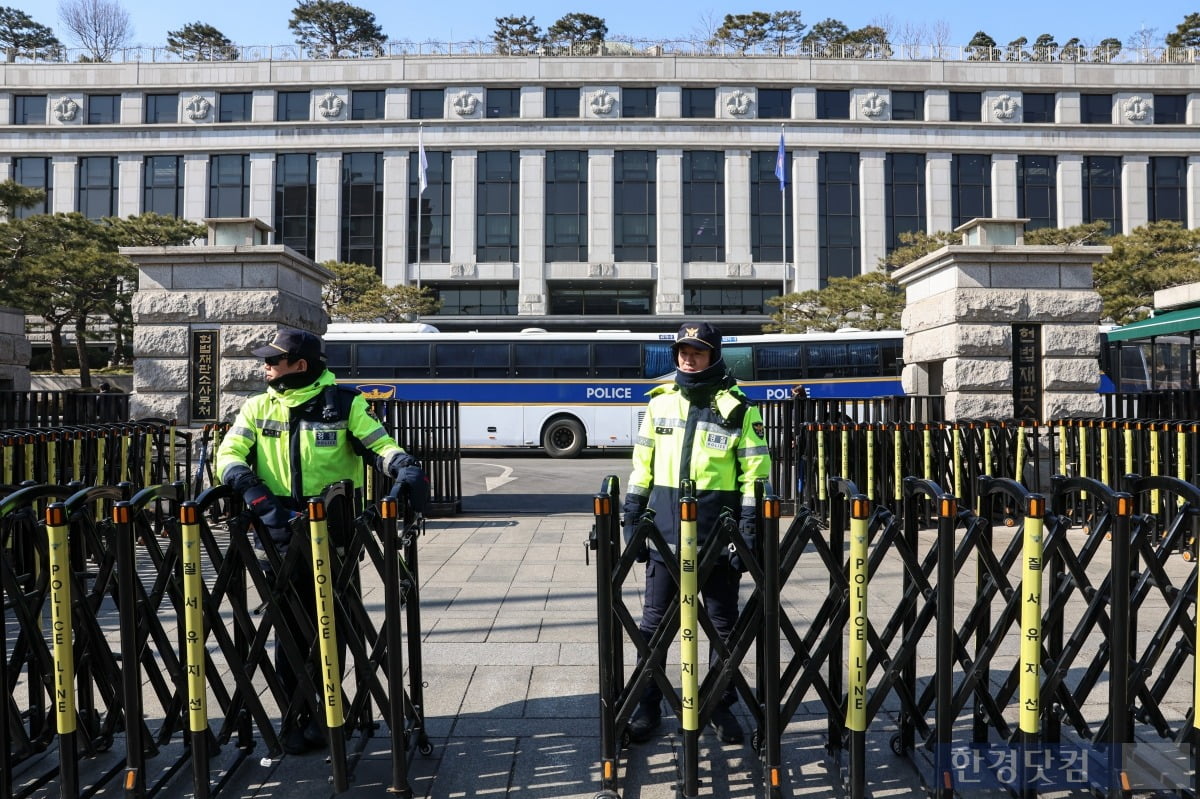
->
[672, 321, 722, 361]
[251, 328, 325, 363]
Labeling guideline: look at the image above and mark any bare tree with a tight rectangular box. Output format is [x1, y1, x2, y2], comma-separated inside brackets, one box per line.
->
[57, 0, 130, 61]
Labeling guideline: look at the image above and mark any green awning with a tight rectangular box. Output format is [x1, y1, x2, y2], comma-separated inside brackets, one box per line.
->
[1105, 307, 1200, 342]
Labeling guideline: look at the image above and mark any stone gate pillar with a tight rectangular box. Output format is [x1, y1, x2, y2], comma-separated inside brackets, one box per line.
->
[0, 306, 31, 391]
[892, 218, 1108, 421]
[123, 218, 332, 424]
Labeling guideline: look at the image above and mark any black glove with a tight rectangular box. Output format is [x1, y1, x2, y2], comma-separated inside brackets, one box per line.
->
[380, 451, 417, 476]
[729, 516, 757, 573]
[242, 481, 294, 547]
[623, 516, 650, 563]
[399, 465, 430, 514]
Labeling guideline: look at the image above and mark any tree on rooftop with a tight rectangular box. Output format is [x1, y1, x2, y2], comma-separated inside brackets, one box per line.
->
[0, 7, 63, 62]
[288, 0, 386, 59]
[1091, 37, 1121, 63]
[712, 12, 772, 53]
[1005, 36, 1029, 61]
[546, 12, 606, 54]
[801, 17, 849, 57]
[1030, 33, 1058, 62]
[166, 21, 238, 61]
[57, 0, 131, 62]
[493, 15, 542, 55]
[965, 31, 999, 61]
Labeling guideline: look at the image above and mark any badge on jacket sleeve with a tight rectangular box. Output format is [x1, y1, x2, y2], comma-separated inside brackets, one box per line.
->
[752, 422, 765, 440]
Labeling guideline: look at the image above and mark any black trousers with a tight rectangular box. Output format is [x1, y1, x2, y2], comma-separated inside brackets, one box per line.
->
[637, 556, 741, 711]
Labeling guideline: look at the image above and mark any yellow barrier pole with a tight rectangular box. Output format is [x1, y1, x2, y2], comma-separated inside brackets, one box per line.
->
[922, 425, 932, 482]
[1018, 494, 1045, 798]
[1016, 424, 1027, 485]
[892, 426, 903, 504]
[23, 433, 33, 483]
[1056, 422, 1066, 478]
[679, 485, 700, 798]
[841, 427, 850, 486]
[983, 423, 994, 479]
[866, 426, 876, 503]
[47, 434, 57, 485]
[46, 502, 80, 796]
[1123, 424, 1134, 481]
[307, 497, 348, 792]
[142, 429, 153, 486]
[121, 429, 131, 484]
[1100, 422, 1111, 486]
[952, 426, 963, 501]
[816, 426, 828, 504]
[180, 502, 211, 797]
[847, 495, 870, 799]
[1150, 425, 1161, 512]
[1077, 423, 1089, 481]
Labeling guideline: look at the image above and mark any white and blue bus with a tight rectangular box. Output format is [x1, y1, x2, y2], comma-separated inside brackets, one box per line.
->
[324, 323, 903, 457]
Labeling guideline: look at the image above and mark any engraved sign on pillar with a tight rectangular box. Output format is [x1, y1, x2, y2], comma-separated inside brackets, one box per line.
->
[190, 329, 219, 423]
[1012, 324, 1042, 420]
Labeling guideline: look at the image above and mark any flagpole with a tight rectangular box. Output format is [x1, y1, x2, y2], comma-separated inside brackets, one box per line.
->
[415, 122, 425, 291]
[779, 124, 787, 300]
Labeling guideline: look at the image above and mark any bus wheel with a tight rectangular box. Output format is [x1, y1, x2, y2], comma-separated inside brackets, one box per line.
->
[543, 417, 585, 458]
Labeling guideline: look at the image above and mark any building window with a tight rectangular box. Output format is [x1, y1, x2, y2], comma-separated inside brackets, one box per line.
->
[818, 152, 860, 282]
[351, 89, 384, 121]
[143, 155, 183, 217]
[13, 95, 46, 125]
[1022, 92, 1054, 123]
[546, 87, 580, 118]
[545, 151, 587, 262]
[432, 286, 518, 315]
[548, 284, 652, 314]
[614, 150, 656, 262]
[1080, 93, 1112, 124]
[13, 157, 51, 218]
[682, 88, 715, 119]
[218, 92, 252, 122]
[682, 151, 724, 262]
[410, 89, 443, 119]
[1082, 155, 1121, 234]
[751, 149, 791, 262]
[276, 91, 309, 122]
[476, 150, 519, 262]
[486, 88, 519, 118]
[621, 87, 655, 118]
[756, 88, 790, 120]
[885, 153, 926, 253]
[951, 153, 992, 228]
[209, 154, 249, 217]
[949, 92, 981, 122]
[275, 153, 316, 258]
[1154, 94, 1186, 124]
[1148, 156, 1186, 224]
[685, 285, 775, 315]
[409, 149, 450, 263]
[341, 152, 384, 270]
[145, 93, 178, 124]
[817, 89, 850, 120]
[77, 156, 117, 219]
[87, 94, 120, 124]
[890, 90, 923, 121]
[1017, 154, 1057, 231]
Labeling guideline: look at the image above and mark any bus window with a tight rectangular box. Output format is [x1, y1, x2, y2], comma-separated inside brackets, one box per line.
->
[513, 342, 591, 378]
[356, 342, 431, 378]
[754, 344, 802, 381]
[326, 342, 351, 373]
[644, 343, 674, 378]
[723, 345, 753, 380]
[434, 343, 510, 377]
[593, 342, 642, 378]
[803, 342, 848, 378]
[880, 340, 903, 376]
[846, 342, 881, 376]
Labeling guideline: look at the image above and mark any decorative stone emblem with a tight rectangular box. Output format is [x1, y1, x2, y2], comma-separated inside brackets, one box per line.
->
[184, 95, 211, 121]
[317, 92, 344, 118]
[452, 90, 479, 117]
[590, 90, 615, 116]
[52, 96, 79, 122]
[859, 91, 887, 118]
[1123, 95, 1150, 121]
[726, 89, 753, 117]
[451, 263, 477, 278]
[992, 94, 1019, 120]
[587, 263, 616, 277]
[726, 263, 753, 277]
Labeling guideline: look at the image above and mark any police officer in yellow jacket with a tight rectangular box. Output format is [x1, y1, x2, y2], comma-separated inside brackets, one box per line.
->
[622, 321, 771, 745]
[215, 328, 428, 754]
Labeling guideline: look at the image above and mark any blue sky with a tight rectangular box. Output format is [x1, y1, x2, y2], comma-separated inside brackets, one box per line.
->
[15, 0, 1198, 51]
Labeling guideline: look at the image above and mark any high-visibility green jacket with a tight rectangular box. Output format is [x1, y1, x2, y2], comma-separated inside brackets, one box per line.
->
[623, 382, 771, 557]
[215, 369, 405, 502]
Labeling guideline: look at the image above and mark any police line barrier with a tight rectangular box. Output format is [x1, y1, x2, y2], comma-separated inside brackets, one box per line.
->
[2, 473, 430, 799]
[591, 469, 1200, 798]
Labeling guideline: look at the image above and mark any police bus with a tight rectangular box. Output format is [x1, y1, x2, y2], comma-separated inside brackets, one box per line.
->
[324, 323, 903, 458]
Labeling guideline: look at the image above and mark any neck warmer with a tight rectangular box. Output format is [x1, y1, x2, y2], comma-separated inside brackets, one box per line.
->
[269, 364, 324, 392]
[675, 358, 733, 402]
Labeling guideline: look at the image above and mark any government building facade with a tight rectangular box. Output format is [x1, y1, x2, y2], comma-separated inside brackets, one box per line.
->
[3, 51, 1196, 332]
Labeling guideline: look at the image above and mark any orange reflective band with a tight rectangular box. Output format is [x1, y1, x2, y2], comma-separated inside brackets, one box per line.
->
[944, 771, 953, 789]
[179, 504, 198, 525]
[851, 498, 870, 519]
[764, 498, 780, 520]
[112, 504, 131, 525]
[307, 499, 327, 521]
[45, 504, 66, 526]
[603, 761, 613, 780]
[380, 498, 397, 520]
[940, 498, 956, 518]
[594, 496, 611, 515]
[680, 500, 697, 522]
[125, 770, 137, 790]
[1027, 496, 1045, 517]
[771, 768, 780, 787]
[1115, 495, 1133, 517]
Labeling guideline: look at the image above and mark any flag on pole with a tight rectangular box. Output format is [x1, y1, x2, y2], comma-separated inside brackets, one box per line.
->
[774, 133, 786, 191]
[417, 128, 429, 195]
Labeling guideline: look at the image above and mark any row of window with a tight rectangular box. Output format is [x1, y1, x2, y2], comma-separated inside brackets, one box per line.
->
[14, 150, 1188, 286]
[12, 88, 1190, 125]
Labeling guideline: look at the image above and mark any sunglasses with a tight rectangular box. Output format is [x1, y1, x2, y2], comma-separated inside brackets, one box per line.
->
[263, 355, 290, 366]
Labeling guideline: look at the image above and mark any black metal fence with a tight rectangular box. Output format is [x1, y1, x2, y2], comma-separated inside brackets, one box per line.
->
[0, 390, 130, 428]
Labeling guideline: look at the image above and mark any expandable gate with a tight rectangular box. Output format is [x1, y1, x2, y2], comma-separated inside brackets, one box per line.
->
[2, 477, 429, 798]
[591, 471, 1200, 798]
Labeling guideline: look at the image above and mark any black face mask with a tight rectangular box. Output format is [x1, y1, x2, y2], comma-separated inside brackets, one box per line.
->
[268, 362, 324, 392]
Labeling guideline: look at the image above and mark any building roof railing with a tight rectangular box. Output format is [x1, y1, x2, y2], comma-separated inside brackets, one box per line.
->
[4, 41, 1198, 66]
